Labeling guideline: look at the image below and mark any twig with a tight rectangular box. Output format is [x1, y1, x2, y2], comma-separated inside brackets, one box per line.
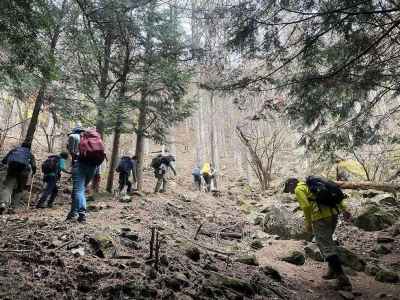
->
[149, 227, 155, 259]
[55, 240, 74, 251]
[0, 249, 33, 253]
[193, 223, 204, 240]
[154, 230, 160, 272]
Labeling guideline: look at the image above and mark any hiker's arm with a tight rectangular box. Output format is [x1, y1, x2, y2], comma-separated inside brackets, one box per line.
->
[60, 159, 71, 174]
[295, 187, 312, 227]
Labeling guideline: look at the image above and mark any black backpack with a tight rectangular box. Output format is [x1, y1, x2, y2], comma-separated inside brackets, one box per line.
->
[7, 147, 31, 172]
[151, 156, 162, 169]
[306, 176, 346, 208]
[42, 155, 59, 174]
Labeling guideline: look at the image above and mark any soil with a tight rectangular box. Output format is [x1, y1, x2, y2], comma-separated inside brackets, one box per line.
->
[0, 172, 399, 299]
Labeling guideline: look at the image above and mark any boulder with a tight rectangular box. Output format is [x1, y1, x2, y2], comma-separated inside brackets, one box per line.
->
[304, 243, 324, 262]
[373, 244, 392, 255]
[262, 205, 311, 240]
[185, 246, 200, 262]
[337, 247, 365, 272]
[353, 194, 400, 231]
[375, 269, 399, 283]
[88, 233, 117, 258]
[281, 251, 305, 266]
[259, 265, 282, 282]
[236, 255, 259, 266]
[250, 240, 264, 250]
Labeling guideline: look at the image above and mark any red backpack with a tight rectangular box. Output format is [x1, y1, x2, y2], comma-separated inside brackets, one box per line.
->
[79, 129, 106, 166]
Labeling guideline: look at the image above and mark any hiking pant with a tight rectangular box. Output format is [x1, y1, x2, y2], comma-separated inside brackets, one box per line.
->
[68, 161, 96, 218]
[38, 175, 58, 207]
[119, 172, 132, 193]
[313, 214, 339, 258]
[155, 174, 166, 193]
[193, 175, 201, 191]
[203, 174, 211, 192]
[0, 168, 30, 209]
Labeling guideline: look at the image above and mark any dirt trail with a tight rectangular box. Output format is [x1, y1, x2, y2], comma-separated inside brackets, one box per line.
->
[0, 174, 399, 299]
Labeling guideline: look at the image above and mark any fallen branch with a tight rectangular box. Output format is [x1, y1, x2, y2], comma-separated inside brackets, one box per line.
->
[335, 181, 400, 193]
[200, 231, 243, 240]
[0, 249, 33, 253]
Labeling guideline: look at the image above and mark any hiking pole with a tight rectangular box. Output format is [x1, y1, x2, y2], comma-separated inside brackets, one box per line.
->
[27, 173, 36, 209]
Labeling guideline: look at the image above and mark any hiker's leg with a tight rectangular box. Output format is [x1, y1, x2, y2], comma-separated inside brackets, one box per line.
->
[47, 178, 58, 208]
[126, 178, 132, 193]
[68, 164, 81, 218]
[0, 172, 17, 210]
[12, 170, 30, 207]
[118, 173, 125, 192]
[161, 176, 167, 192]
[154, 176, 162, 193]
[78, 164, 96, 217]
[37, 176, 53, 208]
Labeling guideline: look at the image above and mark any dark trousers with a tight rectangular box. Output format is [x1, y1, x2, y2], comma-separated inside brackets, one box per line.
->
[38, 175, 58, 207]
[119, 172, 132, 193]
[193, 175, 201, 191]
[155, 174, 167, 193]
[203, 174, 211, 192]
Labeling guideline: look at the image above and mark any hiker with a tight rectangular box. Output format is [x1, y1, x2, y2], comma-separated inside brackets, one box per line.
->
[201, 162, 212, 192]
[67, 125, 84, 165]
[37, 152, 70, 208]
[116, 155, 136, 194]
[0, 143, 36, 211]
[283, 177, 353, 291]
[151, 154, 176, 193]
[192, 165, 201, 191]
[66, 128, 106, 223]
[328, 156, 367, 181]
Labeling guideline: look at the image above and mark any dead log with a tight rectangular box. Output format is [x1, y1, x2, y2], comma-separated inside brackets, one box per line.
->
[335, 181, 400, 193]
[200, 231, 242, 240]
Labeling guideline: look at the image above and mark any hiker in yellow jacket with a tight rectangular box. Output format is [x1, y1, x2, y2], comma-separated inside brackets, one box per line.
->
[331, 157, 368, 181]
[201, 163, 212, 192]
[284, 178, 352, 291]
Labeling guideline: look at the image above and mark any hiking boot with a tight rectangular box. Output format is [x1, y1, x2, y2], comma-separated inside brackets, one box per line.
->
[47, 203, 53, 208]
[322, 267, 338, 280]
[334, 274, 352, 291]
[77, 214, 86, 223]
[36, 202, 47, 209]
[65, 213, 77, 222]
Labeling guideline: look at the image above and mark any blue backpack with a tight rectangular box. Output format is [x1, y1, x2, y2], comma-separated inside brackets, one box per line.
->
[7, 147, 31, 172]
[117, 157, 132, 173]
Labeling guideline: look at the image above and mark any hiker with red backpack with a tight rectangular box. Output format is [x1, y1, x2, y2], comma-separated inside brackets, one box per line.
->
[66, 128, 106, 223]
[36, 152, 70, 209]
[0, 142, 36, 211]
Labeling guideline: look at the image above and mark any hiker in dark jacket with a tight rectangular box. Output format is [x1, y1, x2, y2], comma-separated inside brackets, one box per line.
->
[116, 156, 136, 193]
[37, 152, 70, 208]
[284, 178, 352, 291]
[0, 143, 36, 210]
[151, 154, 176, 193]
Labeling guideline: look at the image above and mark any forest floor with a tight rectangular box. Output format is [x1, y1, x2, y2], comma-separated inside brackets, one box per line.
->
[0, 173, 399, 299]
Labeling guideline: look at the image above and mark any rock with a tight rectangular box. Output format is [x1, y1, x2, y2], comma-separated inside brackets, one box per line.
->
[337, 247, 365, 272]
[353, 195, 400, 231]
[377, 235, 395, 243]
[253, 215, 264, 226]
[304, 243, 324, 262]
[236, 255, 259, 266]
[185, 246, 200, 261]
[119, 195, 132, 203]
[259, 265, 281, 282]
[88, 234, 117, 258]
[121, 232, 139, 241]
[281, 251, 305, 266]
[203, 262, 218, 272]
[391, 223, 400, 236]
[165, 273, 190, 291]
[120, 238, 140, 250]
[209, 272, 254, 296]
[250, 240, 263, 250]
[375, 269, 399, 283]
[71, 247, 85, 257]
[160, 255, 169, 266]
[262, 205, 312, 240]
[373, 244, 392, 255]
[338, 291, 355, 300]
[365, 262, 382, 276]
[177, 194, 191, 202]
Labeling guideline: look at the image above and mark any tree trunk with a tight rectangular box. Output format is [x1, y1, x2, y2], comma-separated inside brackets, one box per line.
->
[106, 127, 121, 192]
[135, 94, 147, 192]
[23, 82, 47, 147]
[335, 181, 400, 193]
